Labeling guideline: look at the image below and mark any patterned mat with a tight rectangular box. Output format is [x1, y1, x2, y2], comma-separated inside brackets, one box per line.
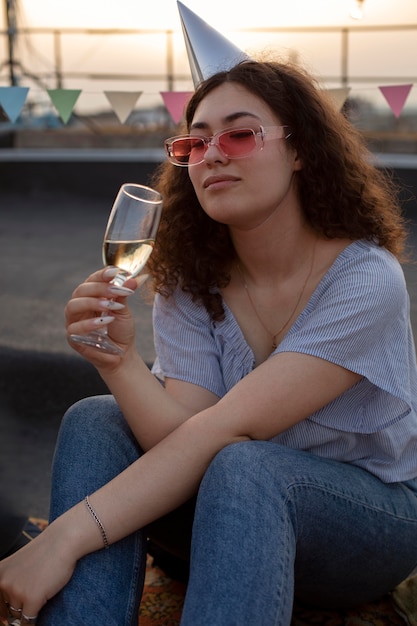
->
[140, 555, 186, 625]
[4, 519, 414, 626]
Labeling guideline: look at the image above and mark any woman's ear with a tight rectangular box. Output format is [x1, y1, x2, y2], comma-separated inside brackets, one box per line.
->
[293, 150, 303, 171]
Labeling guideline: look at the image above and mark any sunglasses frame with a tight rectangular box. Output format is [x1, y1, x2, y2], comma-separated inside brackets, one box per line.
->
[164, 125, 291, 167]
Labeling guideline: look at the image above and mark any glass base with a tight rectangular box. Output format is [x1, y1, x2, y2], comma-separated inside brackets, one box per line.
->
[69, 331, 124, 356]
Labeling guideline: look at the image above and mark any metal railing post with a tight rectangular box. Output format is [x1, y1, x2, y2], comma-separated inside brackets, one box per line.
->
[53, 30, 63, 89]
[341, 28, 349, 87]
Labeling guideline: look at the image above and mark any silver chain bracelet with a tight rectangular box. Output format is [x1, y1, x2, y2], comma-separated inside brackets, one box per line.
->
[84, 495, 110, 549]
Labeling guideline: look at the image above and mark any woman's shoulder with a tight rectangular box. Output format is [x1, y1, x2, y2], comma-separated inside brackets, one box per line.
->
[325, 239, 405, 288]
[335, 239, 401, 266]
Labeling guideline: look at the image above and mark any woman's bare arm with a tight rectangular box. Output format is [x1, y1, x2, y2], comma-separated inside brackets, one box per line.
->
[64, 349, 362, 547]
[65, 269, 220, 449]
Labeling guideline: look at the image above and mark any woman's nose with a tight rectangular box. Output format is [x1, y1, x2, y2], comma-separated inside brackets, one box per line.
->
[203, 141, 229, 164]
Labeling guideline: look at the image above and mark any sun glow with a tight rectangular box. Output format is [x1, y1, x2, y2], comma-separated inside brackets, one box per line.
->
[14, 0, 417, 31]
[2, 0, 416, 116]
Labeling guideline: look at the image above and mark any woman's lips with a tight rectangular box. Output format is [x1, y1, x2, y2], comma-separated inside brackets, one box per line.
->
[203, 175, 240, 189]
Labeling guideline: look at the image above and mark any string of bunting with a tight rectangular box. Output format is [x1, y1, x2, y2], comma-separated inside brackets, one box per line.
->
[0, 83, 414, 126]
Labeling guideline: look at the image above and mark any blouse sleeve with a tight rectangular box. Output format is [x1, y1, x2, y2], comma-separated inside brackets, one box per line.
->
[151, 288, 224, 397]
[275, 241, 416, 432]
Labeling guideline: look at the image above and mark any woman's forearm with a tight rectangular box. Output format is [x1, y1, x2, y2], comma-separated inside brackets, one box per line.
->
[62, 410, 248, 557]
[97, 349, 194, 450]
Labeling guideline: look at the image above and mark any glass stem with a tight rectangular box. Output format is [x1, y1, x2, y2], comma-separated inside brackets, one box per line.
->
[94, 269, 130, 340]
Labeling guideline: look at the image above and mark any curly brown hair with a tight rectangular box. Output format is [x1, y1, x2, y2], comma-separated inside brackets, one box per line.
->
[148, 60, 407, 321]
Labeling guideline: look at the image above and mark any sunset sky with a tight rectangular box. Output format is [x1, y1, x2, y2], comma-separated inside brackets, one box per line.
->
[11, 0, 417, 30]
[1, 0, 416, 114]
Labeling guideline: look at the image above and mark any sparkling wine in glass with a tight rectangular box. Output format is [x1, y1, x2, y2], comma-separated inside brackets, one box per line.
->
[70, 183, 162, 355]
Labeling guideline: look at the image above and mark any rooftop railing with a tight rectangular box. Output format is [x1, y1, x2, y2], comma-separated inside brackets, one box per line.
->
[1, 23, 417, 90]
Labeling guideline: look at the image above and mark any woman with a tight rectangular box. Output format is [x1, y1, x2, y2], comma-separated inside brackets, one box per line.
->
[1, 60, 417, 626]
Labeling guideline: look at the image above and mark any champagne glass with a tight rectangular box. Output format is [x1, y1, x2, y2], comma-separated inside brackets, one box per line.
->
[70, 182, 163, 355]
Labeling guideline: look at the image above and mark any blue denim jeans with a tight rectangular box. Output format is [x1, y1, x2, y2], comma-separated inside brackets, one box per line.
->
[38, 395, 417, 626]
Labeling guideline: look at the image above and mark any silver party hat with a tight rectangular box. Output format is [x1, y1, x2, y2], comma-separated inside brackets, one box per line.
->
[177, 1, 250, 87]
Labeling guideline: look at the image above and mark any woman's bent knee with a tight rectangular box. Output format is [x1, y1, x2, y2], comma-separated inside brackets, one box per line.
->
[50, 395, 142, 517]
[56, 394, 142, 465]
[62, 395, 120, 429]
[60, 395, 131, 441]
[203, 440, 291, 483]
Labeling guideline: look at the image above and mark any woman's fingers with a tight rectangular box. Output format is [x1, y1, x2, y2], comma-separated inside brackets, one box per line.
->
[65, 295, 124, 319]
[80, 266, 119, 284]
[77, 266, 138, 288]
[0, 530, 77, 625]
[20, 611, 39, 624]
[69, 277, 135, 304]
[64, 268, 139, 360]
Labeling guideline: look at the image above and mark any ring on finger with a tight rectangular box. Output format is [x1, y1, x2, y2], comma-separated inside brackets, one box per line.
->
[7, 604, 22, 613]
[22, 613, 38, 624]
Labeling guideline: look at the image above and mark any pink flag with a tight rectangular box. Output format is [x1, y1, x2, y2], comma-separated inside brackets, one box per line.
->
[379, 84, 413, 118]
[160, 91, 193, 124]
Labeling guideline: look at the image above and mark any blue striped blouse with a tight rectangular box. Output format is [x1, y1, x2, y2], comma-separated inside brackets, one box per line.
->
[152, 240, 417, 482]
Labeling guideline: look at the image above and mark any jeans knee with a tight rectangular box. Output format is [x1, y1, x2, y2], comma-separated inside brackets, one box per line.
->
[213, 439, 275, 468]
[51, 395, 142, 512]
[58, 394, 141, 461]
[194, 442, 293, 547]
[199, 441, 314, 508]
[61, 395, 123, 438]
[201, 440, 271, 490]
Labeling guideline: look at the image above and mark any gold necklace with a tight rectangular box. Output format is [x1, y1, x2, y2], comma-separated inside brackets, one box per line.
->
[237, 239, 317, 350]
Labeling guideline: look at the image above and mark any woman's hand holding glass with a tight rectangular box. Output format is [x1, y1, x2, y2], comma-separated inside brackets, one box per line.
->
[67, 183, 162, 357]
[65, 266, 139, 363]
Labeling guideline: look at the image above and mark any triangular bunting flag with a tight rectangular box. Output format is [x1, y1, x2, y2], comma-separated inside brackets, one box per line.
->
[0, 86, 29, 123]
[160, 91, 193, 124]
[378, 84, 413, 118]
[326, 87, 351, 111]
[47, 89, 81, 124]
[104, 91, 142, 124]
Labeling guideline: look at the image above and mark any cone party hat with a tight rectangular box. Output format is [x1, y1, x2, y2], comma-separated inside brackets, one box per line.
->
[177, 1, 250, 88]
